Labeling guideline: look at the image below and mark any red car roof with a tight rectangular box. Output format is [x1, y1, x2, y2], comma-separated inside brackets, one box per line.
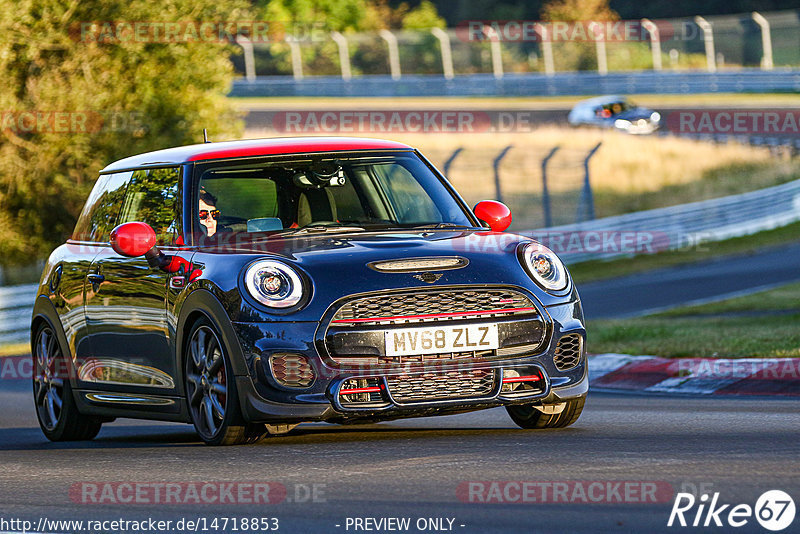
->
[101, 137, 413, 172]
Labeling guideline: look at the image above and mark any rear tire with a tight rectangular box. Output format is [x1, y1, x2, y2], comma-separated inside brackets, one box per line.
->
[184, 317, 265, 446]
[32, 323, 103, 441]
[506, 396, 585, 429]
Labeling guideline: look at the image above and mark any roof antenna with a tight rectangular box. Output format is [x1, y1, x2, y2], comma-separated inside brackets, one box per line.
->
[203, 128, 210, 143]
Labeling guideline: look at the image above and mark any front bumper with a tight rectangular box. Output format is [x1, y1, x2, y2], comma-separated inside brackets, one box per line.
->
[232, 298, 587, 424]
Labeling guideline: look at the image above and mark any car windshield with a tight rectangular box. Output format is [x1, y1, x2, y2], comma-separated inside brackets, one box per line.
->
[194, 152, 474, 240]
[598, 100, 631, 117]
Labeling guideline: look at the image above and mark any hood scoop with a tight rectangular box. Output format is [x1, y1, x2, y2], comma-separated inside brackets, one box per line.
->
[367, 256, 469, 273]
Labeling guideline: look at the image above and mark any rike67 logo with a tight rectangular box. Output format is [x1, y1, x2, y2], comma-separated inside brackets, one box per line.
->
[668, 490, 795, 531]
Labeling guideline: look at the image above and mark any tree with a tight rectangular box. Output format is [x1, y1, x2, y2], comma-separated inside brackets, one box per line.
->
[541, 0, 619, 71]
[0, 0, 247, 265]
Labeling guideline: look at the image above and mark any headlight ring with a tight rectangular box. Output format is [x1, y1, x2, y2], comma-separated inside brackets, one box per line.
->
[520, 243, 569, 292]
[244, 260, 304, 308]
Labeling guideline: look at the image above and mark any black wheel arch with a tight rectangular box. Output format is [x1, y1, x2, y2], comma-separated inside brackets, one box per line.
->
[31, 295, 89, 415]
[31, 295, 76, 382]
[175, 288, 251, 398]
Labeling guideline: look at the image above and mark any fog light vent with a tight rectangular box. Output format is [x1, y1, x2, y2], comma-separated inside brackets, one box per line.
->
[553, 334, 583, 371]
[339, 377, 385, 407]
[501, 368, 544, 396]
[270, 353, 314, 388]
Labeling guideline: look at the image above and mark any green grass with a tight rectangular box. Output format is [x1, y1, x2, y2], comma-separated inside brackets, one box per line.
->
[657, 281, 800, 317]
[569, 220, 800, 285]
[587, 282, 800, 359]
[588, 315, 800, 358]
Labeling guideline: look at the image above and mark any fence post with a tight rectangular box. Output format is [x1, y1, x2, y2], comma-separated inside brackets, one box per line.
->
[535, 24, 555, 76]
[235, 36, 257, 81]
[330, 31, 352, 80]
[541, 146, 560, 227]
[751, 12, 774, 70]
[286, 35, 304, 80]
[588, 22, 607, 75]
[379, 30, 402, 80]
[578, 142, 602, 222]
[443, 147, 463, 177]
[431, 28, 455, 79]
[694, 16, 717, 73]
[493, 145, 513, 203]
[481, 25, 504, 79]
[641, 19, 663, 71]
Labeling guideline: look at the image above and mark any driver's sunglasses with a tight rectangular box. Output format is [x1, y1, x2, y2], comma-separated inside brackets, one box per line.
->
[199, 209, 220, 221]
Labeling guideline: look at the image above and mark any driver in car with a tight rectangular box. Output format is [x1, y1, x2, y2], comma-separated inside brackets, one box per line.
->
[199, 189, 220, 237]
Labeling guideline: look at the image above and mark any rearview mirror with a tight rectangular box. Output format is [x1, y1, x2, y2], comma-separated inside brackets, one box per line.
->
[473, 200, 512, 232]
[110, 222, 165, 269]
[110, 222, 156, 257]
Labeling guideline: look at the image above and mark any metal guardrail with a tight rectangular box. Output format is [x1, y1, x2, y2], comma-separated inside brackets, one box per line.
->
[230, 69, 800, 98]
[0, 284, 37, 346]
[533, 177, 800, 264]
[2, 177, 800, 345]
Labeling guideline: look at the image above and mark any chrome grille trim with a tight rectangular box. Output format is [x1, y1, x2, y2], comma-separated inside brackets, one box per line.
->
[367, 256, 468, 272]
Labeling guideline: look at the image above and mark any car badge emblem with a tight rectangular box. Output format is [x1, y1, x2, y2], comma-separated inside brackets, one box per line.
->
[413, 272, 442, 283]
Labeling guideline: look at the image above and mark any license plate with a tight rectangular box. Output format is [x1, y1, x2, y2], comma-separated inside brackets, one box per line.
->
[385, 323, 499, 357]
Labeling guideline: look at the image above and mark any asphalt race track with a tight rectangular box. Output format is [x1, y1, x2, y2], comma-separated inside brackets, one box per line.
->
[0, 378, 798, 534]
[579, 242, 800, 319]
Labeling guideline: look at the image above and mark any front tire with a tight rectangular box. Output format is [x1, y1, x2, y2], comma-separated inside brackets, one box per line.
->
[32, 323, 103, 441]
[506, 396, 585, 429]
[184, 318, 265, 445]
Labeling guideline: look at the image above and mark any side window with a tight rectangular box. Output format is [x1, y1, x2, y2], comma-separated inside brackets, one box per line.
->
[118, 167, 181, 245]
[371, 163, 442, 224]
[199, 176, 279, 232]
[72, 172, 133, 242]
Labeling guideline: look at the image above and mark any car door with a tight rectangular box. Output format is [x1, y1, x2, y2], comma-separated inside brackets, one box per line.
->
[58, 172, 132, 367]
[82, 167, 182, 394]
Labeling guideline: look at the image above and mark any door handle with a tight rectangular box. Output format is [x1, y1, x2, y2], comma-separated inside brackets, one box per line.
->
[87, 273, 105, 284]
[87, 273, 105, 291]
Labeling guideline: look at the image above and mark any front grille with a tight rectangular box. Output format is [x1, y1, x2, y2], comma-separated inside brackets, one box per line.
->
[553, 334, 582, 371]
[386, 369, 496, 403]
[331, 288, 538, 326]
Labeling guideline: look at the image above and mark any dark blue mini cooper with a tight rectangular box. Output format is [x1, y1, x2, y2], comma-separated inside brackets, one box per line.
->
[31, 137, 587, 445]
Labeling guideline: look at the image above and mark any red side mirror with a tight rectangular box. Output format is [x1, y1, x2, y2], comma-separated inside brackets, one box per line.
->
[473, 200, 512, 232]
[110, 222, 157, 258]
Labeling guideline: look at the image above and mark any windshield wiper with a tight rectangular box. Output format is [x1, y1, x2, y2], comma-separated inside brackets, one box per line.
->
[408, 223, 473, 229]
[282, 223, 366, 235]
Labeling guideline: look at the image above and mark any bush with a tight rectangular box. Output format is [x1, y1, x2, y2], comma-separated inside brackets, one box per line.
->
[0, 0, 247, 265]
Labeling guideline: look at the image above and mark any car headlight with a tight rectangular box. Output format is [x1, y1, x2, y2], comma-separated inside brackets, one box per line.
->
[520, 243, 569, 292]
[614, 119, 631, 129]
[650, 111, 661, 123]
[244, 260, 304, 308]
